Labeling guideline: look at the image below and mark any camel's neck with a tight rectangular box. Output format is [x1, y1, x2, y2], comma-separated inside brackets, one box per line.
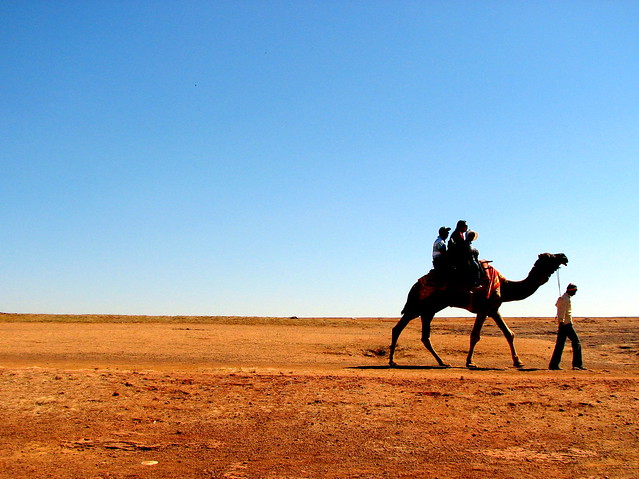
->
[500, 263, 556, 302]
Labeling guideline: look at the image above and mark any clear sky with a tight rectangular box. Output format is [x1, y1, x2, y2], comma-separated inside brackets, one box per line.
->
[2, 1, 637, 318]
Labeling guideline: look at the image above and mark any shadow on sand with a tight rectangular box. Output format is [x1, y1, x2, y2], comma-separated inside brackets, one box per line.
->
[347, 365, 507, 371]
[348, 365, 453, 370]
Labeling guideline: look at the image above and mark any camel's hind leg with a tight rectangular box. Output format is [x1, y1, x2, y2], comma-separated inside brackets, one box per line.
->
[389, 313, 417, 367]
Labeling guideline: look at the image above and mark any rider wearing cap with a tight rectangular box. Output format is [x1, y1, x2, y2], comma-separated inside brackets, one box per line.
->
[432, 226, 451, 270]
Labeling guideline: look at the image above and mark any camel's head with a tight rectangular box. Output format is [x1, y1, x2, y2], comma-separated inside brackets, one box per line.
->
[537, 253, 568, 272]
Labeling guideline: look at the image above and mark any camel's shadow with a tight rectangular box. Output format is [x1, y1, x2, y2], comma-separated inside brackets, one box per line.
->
[349, 365, 502, 371]
[348, 365, 453, 370]
[347, 365, 534, 371]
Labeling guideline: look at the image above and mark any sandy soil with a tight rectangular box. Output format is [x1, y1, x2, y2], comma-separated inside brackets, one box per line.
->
[0, 313, 637, 479]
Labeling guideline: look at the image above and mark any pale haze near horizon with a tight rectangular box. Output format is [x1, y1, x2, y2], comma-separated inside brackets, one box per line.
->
[2, 2, 637, 318]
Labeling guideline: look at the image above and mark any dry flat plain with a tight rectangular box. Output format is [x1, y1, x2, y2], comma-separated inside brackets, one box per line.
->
[0, 313, 638, 479]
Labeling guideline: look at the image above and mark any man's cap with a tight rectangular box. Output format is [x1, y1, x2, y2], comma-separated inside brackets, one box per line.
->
[456, 220, 467, 228]
[566, 283, 578, 291]
[438, 226, 451, 235]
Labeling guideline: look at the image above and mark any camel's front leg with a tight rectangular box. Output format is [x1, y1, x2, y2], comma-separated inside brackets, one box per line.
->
[421, 316, 450, 367]
[389, 314, 416, 367]
[466, 314, 487, 368]
[491, 311, 524, 368]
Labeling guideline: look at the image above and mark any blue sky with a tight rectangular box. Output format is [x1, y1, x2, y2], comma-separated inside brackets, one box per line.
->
[2, 1, 637, 317]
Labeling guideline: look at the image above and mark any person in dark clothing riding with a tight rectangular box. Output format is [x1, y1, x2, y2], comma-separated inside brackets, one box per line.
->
[448, 220, 482, 287]
[465, 230, 482, 287]
[447, 220, 468, 259]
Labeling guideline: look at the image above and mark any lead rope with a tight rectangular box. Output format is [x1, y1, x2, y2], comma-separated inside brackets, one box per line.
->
[554, 268, 562, 323]
[556, 267, 562, 296]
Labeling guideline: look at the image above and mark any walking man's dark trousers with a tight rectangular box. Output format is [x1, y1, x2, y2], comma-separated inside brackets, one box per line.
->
[549, 323, 583, 369]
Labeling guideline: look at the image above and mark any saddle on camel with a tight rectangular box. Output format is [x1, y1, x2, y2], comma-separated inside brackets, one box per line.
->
[420, 257, 504, 313]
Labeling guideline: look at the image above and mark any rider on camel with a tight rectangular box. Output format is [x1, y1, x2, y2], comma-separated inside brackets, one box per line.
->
[447, 220, 483, 288]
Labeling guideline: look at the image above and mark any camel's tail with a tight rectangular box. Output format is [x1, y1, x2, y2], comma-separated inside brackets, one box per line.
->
[401, 271, 446, 315]
[401, 281, 423, 315]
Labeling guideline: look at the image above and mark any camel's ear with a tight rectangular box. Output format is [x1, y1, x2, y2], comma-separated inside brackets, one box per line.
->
[538, 253, 550, 259]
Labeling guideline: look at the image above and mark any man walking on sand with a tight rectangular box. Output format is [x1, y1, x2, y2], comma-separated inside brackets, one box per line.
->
[549, 283, 586, 370]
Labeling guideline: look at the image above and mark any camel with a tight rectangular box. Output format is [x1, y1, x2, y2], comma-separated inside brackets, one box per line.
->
[389, 253, 568, 368]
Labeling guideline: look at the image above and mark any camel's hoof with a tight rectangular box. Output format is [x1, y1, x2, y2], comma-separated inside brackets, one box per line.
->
[514, 361, 525, 369]
[389, 361, 397, 368]
[438, 363, 451, 369]
[466, 363, 478, 369]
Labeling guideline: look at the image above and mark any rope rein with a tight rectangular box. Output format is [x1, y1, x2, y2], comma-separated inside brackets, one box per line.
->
[556, 267, 562, 296]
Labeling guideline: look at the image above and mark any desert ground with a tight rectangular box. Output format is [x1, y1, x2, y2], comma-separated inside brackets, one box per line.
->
[0, 313, 637, 479]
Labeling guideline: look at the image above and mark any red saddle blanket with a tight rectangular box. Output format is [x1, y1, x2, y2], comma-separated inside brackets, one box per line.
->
[417, 260, 505, 300]
[480, 260, 505, 298]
